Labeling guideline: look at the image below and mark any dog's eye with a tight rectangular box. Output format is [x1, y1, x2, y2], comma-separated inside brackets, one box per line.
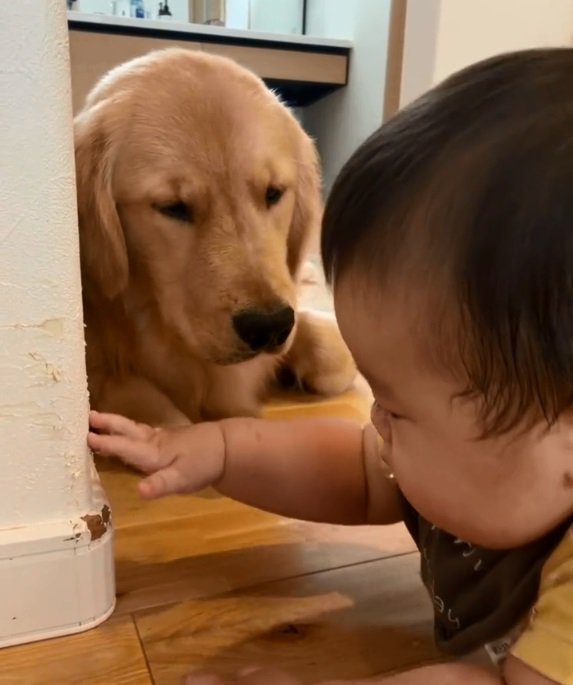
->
[265, 186, 284, 207]
[156, 202, 193, 224]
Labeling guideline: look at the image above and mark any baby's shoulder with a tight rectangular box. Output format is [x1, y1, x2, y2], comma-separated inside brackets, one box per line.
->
[510, 522, 573, 685]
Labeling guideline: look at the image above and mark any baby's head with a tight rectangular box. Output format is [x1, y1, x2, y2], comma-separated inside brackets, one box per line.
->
[322, 49, 573, 547]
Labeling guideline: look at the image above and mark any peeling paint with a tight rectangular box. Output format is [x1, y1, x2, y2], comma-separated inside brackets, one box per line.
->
[63, 532, 82, 543]
[0, 401, 43, 418]
[81, 505, 112, 541]
[28, 352, 63, 382]
[0, 317, 65, 336]
[0, 0, 94, 530]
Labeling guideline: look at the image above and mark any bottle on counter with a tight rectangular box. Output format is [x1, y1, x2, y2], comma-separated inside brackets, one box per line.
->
[130, 0, 146, 18]
[157, 0, 173, 19]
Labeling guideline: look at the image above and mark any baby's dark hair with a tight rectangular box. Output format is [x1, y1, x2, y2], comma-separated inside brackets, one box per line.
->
[322, 48, 573, 436]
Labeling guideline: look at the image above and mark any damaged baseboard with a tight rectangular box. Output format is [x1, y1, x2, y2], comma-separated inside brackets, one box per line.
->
[0, 467, 115, 648]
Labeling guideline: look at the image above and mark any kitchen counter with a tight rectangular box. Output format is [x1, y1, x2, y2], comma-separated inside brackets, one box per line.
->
[68, 11, 352, 108]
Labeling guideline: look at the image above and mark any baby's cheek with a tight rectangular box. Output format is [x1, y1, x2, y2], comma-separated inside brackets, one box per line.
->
[390, 433, 470, 535]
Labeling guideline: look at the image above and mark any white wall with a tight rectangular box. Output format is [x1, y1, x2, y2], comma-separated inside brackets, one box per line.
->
[1, 0, 92, 527]
[305, 0, 355, 40]
[401, 0, 573, 106]
[304, 0, 393, 190]
[249, 0, 303, 34]
[226, 0, 249, 29]
[0, 0, 114, 648]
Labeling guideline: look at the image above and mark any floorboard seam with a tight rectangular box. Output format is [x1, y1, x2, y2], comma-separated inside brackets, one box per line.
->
[132, 614, 157, 685]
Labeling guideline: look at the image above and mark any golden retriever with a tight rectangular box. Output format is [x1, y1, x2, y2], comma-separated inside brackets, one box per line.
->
[74, 48, 355, 426]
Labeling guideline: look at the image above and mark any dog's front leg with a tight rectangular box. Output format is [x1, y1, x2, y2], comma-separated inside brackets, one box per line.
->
[283, 310, 356, 396]
[90, 374, 193, 428]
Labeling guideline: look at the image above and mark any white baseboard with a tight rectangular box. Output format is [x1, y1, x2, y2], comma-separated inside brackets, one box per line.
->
[0, 468, 116, 648]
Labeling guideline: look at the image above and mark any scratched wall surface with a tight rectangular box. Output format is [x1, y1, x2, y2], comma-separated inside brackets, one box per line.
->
[0, 0, 92, 526]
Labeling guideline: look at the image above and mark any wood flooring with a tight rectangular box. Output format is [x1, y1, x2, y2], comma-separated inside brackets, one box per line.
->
[0, 383, 438, 684]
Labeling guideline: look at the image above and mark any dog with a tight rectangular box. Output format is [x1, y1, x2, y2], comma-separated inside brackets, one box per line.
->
[74, 48, 355, 427]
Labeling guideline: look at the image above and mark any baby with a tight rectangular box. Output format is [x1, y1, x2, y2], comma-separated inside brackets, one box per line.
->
[89, 48, 573, 685]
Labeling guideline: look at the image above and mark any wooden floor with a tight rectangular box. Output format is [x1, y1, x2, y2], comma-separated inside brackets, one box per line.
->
[0, 383, 439, 684]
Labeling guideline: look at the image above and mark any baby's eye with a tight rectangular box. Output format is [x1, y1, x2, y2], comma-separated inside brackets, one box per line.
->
[373, 401, 402, 421]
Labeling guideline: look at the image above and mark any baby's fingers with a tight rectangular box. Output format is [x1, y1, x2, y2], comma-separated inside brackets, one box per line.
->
[89, 410, 155, 440]
[88, 432, 159, 473]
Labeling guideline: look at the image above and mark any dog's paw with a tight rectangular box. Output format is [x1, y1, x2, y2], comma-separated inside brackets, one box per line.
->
[286, 310, 356, 396]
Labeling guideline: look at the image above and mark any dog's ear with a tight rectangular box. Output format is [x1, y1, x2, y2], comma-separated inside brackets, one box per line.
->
[74, 101, 128, 300]
[288, 132, 322, 278]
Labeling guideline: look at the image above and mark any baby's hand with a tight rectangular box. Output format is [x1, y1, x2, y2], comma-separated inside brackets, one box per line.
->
[88, 411, 226, 499]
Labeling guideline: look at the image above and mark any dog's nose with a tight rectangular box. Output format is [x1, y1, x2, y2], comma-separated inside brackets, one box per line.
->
[232, 306, 295, 352]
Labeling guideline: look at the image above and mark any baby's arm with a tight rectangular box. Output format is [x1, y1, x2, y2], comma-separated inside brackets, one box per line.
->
[88, 412, 402, 526]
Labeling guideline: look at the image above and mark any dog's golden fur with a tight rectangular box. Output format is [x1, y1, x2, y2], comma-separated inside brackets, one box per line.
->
[74, 48, 355, 426]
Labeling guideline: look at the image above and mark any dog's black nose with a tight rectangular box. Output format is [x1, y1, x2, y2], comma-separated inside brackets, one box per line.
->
[232, 306, 295, 352]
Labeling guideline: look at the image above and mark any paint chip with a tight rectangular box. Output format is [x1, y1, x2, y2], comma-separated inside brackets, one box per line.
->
[81, 505, 112, 541]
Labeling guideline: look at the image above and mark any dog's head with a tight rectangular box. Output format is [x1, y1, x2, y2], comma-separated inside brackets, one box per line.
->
[75, 49, 321, 364]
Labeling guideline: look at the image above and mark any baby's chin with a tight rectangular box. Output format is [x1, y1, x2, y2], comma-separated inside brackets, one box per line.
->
[435, 510, 568, 551]
[401, 485, 561, 551]
[438, 518, 530, 551]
